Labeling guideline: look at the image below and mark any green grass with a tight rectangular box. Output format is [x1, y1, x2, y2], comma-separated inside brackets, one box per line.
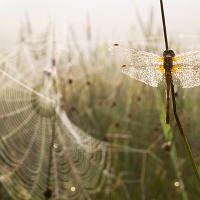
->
[1, 8, 200, 200]
[62, 43, 200, 199]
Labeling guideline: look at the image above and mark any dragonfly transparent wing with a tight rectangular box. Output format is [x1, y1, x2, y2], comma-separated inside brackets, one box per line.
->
[173, 51, 200, 88]
[111, 44, 164, 87]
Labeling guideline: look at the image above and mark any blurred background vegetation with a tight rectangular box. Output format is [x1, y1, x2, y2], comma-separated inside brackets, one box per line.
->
[1, 6, 200, 200]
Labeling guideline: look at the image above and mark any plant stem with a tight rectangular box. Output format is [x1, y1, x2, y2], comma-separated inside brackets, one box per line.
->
[170, 82, 200, 186]
[156, 91, 188, 200]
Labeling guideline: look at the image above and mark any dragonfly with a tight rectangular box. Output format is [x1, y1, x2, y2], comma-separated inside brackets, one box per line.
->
[112, 43, 200, 124]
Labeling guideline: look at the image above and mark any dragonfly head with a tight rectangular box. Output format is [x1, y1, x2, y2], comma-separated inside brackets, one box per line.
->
[163, 50, 175, 57]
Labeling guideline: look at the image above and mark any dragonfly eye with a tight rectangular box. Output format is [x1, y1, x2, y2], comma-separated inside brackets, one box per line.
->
[163, 50, 175, 57]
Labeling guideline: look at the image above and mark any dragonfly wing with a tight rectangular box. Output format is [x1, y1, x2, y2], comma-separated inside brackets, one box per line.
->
[175, 51, 200, 66]
[173, 66, 200, 88]
[173, 51, 200, 88]
[112, 44, 164, 87]
[122, 64, 164, 87]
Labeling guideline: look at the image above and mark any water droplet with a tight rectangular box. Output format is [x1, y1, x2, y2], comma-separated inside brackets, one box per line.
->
[70, 186, 76, 192]
[174, 181, 180, 187]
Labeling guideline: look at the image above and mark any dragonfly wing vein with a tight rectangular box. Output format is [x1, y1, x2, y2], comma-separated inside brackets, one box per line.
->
[111, 44, 164, 87]
[174, 51, 200, 88]
[122, 65, 164, 87]
[173, 67, 200, 88]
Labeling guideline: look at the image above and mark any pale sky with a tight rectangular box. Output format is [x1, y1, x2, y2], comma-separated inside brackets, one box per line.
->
[0, 0, 200, 50]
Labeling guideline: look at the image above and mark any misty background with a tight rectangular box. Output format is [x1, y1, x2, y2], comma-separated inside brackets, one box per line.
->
[0, 0, 200, 50]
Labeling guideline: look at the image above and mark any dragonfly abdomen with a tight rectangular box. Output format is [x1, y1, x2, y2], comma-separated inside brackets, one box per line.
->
[164, 57, 173, 71]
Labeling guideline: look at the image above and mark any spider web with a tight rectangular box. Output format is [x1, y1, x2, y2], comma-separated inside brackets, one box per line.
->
[0, 30, 112, 200]
[0, 25, 164, 200]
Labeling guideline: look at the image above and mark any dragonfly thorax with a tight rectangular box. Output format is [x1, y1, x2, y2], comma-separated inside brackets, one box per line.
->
[163, 50, 175, 71]
[163, 50, 175, 57]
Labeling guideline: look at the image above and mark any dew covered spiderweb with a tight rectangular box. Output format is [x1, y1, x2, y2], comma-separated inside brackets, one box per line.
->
[0, 23, 164, 200]
[0, 27, 112, 200]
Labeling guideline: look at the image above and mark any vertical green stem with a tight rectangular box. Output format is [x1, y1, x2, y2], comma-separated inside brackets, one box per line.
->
[170, 82, 200, 185]
[156, 91, 188, 200]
